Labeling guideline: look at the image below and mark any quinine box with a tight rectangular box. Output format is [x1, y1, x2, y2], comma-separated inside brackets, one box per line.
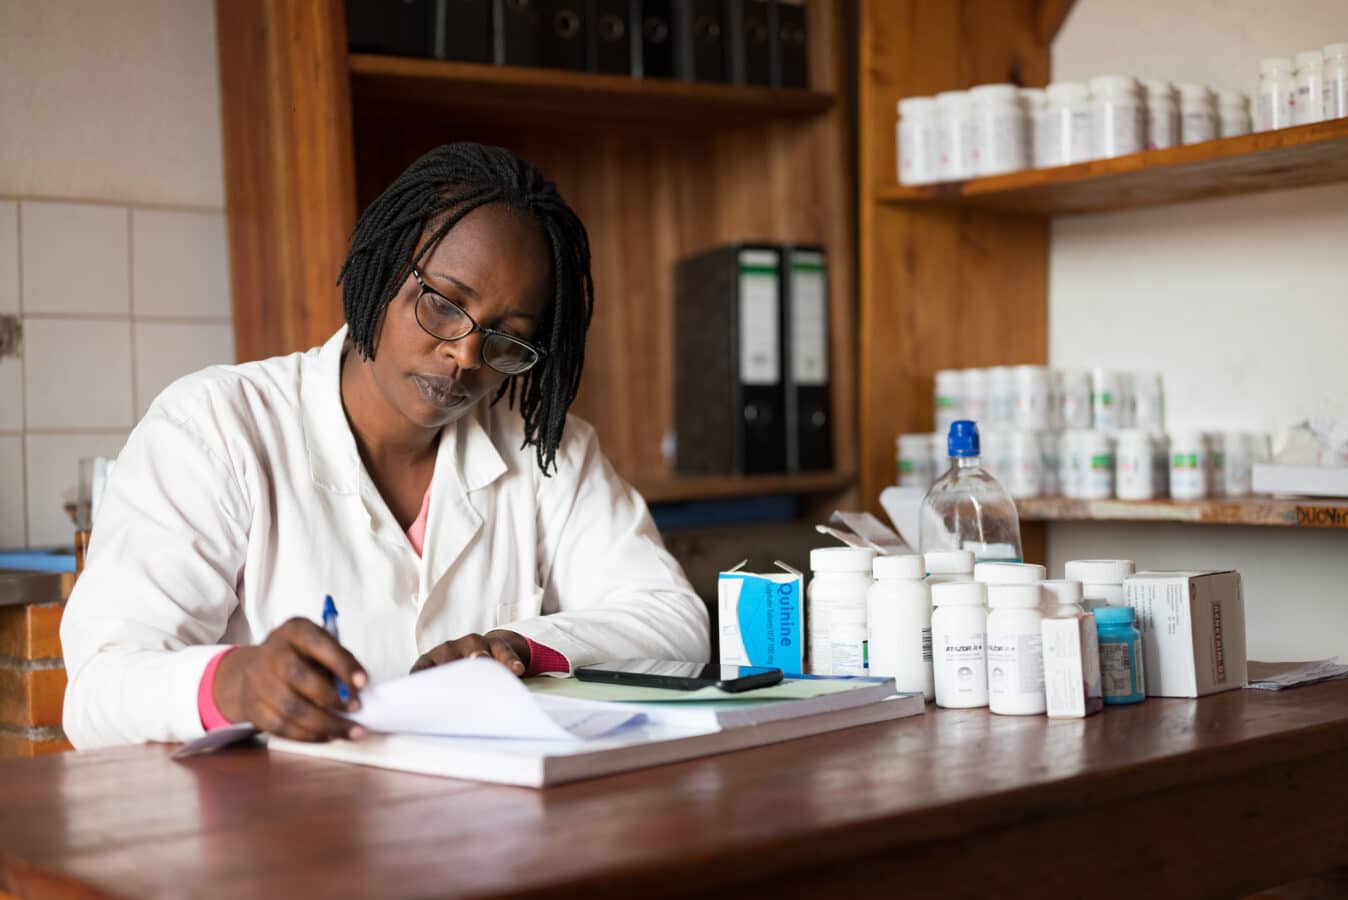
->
[1041, 613, 1104, 719]
[1124, 570, 1247, 698]
[718, 561, 804, 673]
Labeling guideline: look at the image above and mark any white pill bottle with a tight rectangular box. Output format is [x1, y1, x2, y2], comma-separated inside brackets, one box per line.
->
[931, 581, 989, 709]
[807, 547, 875, 675]
[867, 554, 934, 700]
[986, 583, 1047, 716]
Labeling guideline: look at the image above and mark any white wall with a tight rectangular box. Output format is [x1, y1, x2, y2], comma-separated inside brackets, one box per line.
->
[1049, 0, 1348, 661]
[0, 0, 234, 549]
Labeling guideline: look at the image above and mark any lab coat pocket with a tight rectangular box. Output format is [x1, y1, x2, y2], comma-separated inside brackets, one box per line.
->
[496, 584, 544, 627]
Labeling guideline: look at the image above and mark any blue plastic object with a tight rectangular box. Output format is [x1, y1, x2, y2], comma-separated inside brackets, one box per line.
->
[1094, 606, 1146, 705]
[0, 550, 77, 573]
[946, 420, 981, 458]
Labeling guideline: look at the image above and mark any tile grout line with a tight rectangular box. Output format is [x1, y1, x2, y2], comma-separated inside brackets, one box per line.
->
[20, 312, 232, 325]
[0, 194, 226, 217]
[17, 200, 28, 549]
[127, 206, 139, 421]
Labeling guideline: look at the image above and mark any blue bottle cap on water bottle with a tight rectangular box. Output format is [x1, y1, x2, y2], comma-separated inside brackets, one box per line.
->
[947, 420, 980, 458]
[1093, 606, 1136, 625]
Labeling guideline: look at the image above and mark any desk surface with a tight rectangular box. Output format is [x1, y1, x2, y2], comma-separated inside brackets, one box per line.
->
[3, 683, 1348, 899]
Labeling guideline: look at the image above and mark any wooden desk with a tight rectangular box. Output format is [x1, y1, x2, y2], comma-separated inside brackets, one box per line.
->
[3, 683, 1348, 899]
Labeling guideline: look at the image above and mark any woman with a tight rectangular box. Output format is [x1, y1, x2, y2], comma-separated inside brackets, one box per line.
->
[61, 144, 709, 749]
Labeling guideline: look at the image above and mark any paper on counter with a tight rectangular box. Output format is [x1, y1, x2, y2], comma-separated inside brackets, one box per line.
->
[350, 657, 641, 740]
[1246, 658, 1348, 691]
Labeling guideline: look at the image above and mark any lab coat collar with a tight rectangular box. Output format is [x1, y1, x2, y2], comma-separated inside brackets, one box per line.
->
[301, 327, 508, 497]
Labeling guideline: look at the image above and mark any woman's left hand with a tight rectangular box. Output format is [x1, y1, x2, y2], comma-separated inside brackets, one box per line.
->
[411, 630, 530, 676]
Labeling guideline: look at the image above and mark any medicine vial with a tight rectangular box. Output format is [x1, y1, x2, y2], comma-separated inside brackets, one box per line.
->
[1151, 433, 1172, 498]
[1039, 431, 1061, 497]
[1093, 606, 1146, 705]
[1090, 368, 1120, 431]
[1115, 428, 1158, 500]
[1130, 371, 1164, 431]
[931, 581, 989, 709]
[897, 97, 940, 185]
[1007, 431, 1044, 499]
[963, 368, 990, 423]
[1041, 82, 1094, 166]
[867, 554, 934, 700]
[897, 433, 935, 489]
[925, 549, 976, 585]
[1324, 43, 1348, 119]
[1169, 430, 1209, 499]
[1011, 365, 1052, 431]
[1258, 57, 1297, 130]
[987, 365, 1015, 429]
[986, 583, 1047, 716]
[1143, 79, 1179, 149]
[808, 547, 875, 675]
[971, 83, 1029, 176]
[1065, 559, 1135, 610]
[1039, 579, 1085, 618]
[1090, 74, 1145, 158]
[1076, 430, 1115, 500]
[1294, 50, 1326, 125]
[935, 90, 976, 180]
[934, 368, 965, 434]
[1177, 82, 1217, 144]
[1021, 87, 1048, 169]
[1221, 431, 1253, 497]
[1216, 90, 1252, 137]
[1058, 431, 1079, 498]
[1057, 370, 1092, 430]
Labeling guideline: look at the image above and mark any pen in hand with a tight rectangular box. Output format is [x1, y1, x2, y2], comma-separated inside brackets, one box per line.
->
[322, 594, 351, 704]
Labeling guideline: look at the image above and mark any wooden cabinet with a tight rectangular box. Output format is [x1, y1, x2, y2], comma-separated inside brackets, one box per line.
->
[215, 0, 857, 507]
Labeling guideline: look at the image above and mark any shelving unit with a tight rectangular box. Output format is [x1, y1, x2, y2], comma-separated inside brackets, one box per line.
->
[1017, 497, 1348, 530]
[877, 120, 1348, 216]
[216, 0, 857, 509]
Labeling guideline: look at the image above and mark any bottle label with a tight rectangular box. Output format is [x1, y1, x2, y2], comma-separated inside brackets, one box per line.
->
[987, 633, 1045, 696]
[1100, 640, 1136, 697]
[937, 630, 986, 696]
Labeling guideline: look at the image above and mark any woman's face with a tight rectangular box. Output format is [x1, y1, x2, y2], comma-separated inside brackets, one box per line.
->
[367, 203, 551, 431]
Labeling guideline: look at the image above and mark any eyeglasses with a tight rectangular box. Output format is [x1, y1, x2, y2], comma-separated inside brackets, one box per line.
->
[410, 267, 545, 376]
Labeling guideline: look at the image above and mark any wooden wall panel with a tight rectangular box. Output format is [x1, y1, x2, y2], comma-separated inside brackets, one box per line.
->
[859, 0, 1051, 523]
[216, 0, 357, 362]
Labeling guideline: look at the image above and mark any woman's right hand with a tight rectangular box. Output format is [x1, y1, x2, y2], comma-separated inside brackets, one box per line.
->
[212, 617, 369, 742]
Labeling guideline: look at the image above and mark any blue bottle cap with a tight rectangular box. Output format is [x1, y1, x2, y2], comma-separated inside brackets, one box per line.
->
[947, 420, 981, 458]
[1093, 606, 1136, 625]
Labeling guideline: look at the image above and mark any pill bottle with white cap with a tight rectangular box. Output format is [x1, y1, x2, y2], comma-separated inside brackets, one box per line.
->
[986, 583, 1047, 716]
[808, 547, 875, 675]
[867, 554, 933, 700]
[1064, 559, 1136, 610]
[1039, 579, 1085, 617]
[931, 581, 989, 709]
[974, 561, 1047, 585]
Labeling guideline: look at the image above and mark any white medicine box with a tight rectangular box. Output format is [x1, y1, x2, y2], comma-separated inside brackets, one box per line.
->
[1041, 613, 1104, 718]
[1124, 571, 1247, 698]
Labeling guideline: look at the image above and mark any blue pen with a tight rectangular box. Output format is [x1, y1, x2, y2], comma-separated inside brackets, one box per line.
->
[321, 594, 350, 704]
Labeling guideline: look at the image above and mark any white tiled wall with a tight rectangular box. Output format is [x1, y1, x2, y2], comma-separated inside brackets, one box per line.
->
[0, 197, 234, 548]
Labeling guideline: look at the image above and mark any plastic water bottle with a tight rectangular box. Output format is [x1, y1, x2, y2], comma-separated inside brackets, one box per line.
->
[918, 420, 1024, 562]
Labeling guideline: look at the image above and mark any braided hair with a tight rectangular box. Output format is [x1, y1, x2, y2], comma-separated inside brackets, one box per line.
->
[337, 143, 594, 476]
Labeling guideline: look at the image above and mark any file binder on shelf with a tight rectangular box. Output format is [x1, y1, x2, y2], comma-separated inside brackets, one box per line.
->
[776, 0, 807, 88]
[732, 0, 776, 86]
[674, 0, 732, 83]
[493, 0, 543, 66]
[782, 246, 831, 472]
[674, 244, 787, 476]
[346, 0, 438, 58]
[538, 0, 589, 70]
[438, 0, 493, 63]
[634, 0, 677, 78]
[588, 0, 634, 74]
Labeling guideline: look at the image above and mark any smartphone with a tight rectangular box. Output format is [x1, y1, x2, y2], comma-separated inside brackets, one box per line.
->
[574, 660, 784, 693]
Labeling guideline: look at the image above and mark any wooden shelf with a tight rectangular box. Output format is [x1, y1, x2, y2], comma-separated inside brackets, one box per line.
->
[876, 119, 1348, 216]
[348, 54, 834, 130]
[1017, 496, 1348, 530]
[632, 471, 855, 505]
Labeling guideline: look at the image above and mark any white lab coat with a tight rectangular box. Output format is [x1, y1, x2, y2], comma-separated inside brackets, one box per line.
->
[61, 327, 709, 749]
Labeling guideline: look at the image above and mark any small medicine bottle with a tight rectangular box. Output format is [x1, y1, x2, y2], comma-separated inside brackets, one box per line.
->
[1039, 579, 1085, 617]
[1115, 428, 1158, 500]
[1089, 74, 1144, 158]
[931, 581, 989, 709]
[808, 547, 875, 676]
[1258, 57, 1297, 131]
[1143, 79, 1179, 149]
[867, 554, 933, 700]
[1169, 430, 1209, 500]
[1076, 430, 1116, 500]
[1177, 82, 1217, 144]
[1294, 49, 1326, 125]
[897, 97, 940, 185]
[986, 583, 1047, 716]
[935, 90, 976, 181]
[1216, 90, 1252, 137]
[1064, 559, 1135, 610]
[974, 561, 1047, 585]
[971, 83, 1029, 176]
[897, 433, 935, 489]
[1093, 606, 1146, 705]
[1325, 43, 1348, 120]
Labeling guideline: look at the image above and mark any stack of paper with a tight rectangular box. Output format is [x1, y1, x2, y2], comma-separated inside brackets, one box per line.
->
[265, 659, 923, 787]
[1246, 658, 1348, 691]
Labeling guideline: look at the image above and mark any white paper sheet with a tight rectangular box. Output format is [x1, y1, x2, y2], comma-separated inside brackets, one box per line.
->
[349, 657, 641, 740]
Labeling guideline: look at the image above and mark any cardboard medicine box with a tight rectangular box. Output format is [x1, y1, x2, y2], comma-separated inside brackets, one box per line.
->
[1041, 613, 1104, 718]
[1124, 570, 1247, 698]
[718, 561, 804, 673]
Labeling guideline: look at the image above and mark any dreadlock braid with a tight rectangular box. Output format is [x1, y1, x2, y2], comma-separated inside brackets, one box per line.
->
[337, 143, 594, 476]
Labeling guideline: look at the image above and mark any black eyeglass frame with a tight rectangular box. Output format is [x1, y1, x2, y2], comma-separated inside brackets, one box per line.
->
[410, 266, 547, 376]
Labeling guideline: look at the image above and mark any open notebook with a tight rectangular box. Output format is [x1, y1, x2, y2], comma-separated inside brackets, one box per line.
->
[262, 659, 924, 787]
